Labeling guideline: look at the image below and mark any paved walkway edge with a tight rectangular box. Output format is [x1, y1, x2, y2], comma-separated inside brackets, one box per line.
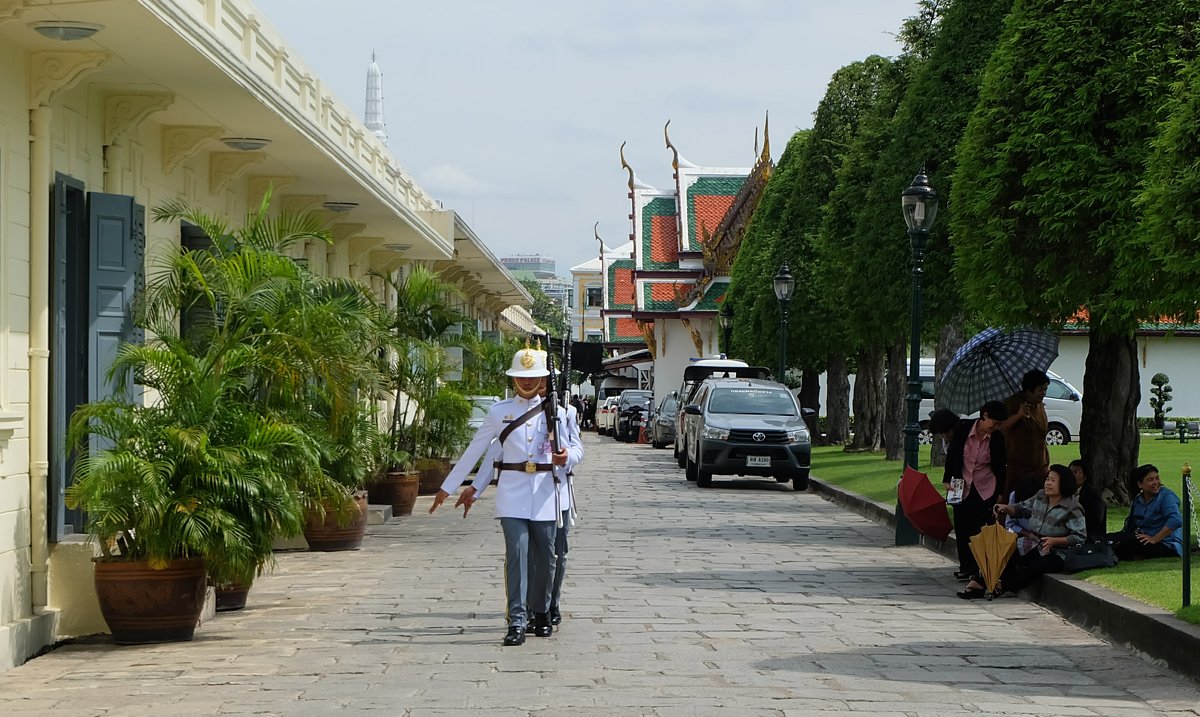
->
[808, 475, 1200, 681]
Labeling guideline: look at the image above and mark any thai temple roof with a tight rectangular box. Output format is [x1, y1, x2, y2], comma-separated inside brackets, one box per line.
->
[600, 119, 773, 346]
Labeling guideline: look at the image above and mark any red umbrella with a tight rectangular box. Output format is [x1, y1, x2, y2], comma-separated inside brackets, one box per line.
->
[898, 466, 953, 540]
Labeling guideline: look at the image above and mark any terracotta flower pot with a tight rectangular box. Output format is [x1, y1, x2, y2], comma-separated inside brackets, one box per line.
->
[214, 581, 252, 611]
[303, 491, 368, 551]
[93, 557, 207, 644]
[416, 458, 451, 496]
[368, 470, 420, 516]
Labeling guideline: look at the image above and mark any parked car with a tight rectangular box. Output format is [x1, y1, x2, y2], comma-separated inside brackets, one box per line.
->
[683, 377, 813, 490]
[466, 395, 501, 432]
[614, 390, 653, 442]
[673, 360, 771, 468]
[918, 359, 1083, 445]
[649, 393, 680, 449]
[597, 396, 620, 436]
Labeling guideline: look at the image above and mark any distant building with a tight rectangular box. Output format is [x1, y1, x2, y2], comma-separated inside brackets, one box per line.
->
[502, 254, 573, 317]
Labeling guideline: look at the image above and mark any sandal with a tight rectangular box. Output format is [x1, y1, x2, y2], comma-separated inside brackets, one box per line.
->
[957, 582, 986, 599]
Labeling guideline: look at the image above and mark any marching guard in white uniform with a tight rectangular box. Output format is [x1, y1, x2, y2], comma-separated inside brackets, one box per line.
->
[430, 346, 583, 646]
[475, 387, 583, 626]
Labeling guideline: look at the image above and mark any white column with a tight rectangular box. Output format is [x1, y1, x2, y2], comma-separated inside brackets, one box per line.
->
[28, 105, 52, 608]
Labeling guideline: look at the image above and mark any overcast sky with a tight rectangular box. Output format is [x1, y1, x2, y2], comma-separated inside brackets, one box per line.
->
[253, 0, 914, 275]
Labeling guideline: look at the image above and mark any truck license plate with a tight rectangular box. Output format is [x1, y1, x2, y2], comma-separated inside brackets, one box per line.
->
[746, 455, 771, 467]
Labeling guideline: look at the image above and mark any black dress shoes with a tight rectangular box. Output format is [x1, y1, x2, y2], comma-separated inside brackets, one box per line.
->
[502, 625, 526, 646]
[549, 606, 562, 626]
[532, 612, 553, 637]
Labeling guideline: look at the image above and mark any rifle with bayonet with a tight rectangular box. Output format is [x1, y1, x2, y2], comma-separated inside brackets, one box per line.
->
[542, 333, 566, 527]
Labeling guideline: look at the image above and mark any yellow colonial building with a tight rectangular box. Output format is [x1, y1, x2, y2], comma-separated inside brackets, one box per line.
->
[0, 0, 528, 670]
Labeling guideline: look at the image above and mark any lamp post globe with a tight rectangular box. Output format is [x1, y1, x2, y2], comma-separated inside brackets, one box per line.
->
[719, 302, 734, 356]
[773, 263, 795, 382]
[897, 170, 938, 546]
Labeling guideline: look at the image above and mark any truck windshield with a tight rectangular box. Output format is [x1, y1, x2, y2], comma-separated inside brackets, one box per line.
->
[707, 388, 797, 416]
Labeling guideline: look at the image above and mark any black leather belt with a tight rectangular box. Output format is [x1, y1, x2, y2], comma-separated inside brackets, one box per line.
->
[495, 461, 554, 473]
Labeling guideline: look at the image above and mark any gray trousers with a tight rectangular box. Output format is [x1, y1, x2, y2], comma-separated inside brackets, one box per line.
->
[500, 518, 556, 628]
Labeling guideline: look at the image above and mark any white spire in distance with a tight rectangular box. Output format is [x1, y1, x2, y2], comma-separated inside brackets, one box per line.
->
[365, 51, 388, 145]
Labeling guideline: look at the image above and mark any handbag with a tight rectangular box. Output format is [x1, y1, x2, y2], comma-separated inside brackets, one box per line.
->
[1061, 540, 1118, 573]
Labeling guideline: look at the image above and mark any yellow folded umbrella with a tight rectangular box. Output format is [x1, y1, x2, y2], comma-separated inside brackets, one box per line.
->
[969, 521, 1018, 594]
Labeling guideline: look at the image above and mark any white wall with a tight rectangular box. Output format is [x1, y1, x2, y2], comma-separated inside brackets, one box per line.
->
[810, 334, 1200, 419]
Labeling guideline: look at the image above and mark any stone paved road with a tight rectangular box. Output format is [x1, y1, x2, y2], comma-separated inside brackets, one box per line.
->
[2, 433, 1199, 716]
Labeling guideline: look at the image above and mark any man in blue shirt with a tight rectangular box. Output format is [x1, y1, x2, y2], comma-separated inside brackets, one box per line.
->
[1111, 464, 1184, 560]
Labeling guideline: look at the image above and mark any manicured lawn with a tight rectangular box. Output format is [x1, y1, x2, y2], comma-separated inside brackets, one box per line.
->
[810, 436, 1200, 624]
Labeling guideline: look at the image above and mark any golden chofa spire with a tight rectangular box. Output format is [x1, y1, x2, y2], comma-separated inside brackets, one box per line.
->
[620, 141, 635, 193]
[663, 119, 698, 171]
[665, 120, 680, 173]
[619, 142, 658, 192]
[759, 111, 771, 163]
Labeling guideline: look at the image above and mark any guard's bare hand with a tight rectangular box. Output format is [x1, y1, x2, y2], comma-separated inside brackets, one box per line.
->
[428, 490, 450, 514]
[454, 486, 478, 518]
[552, 448, 569, 466]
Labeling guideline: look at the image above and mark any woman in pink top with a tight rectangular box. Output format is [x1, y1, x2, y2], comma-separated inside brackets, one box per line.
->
[936, 400, 1009, 595]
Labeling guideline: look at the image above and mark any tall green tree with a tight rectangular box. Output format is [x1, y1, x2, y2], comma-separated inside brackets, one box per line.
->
[817, 57, 913, 456]
[833, 0, 1012, 459]
[773, 56, 895, 444]
[1135, 55, 1200, 320]
[727, 130, 810, 370]
[951, 0, 1199, 500]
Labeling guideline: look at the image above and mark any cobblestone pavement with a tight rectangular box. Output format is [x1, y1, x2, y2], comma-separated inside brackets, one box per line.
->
[3, 433, 1199, 716]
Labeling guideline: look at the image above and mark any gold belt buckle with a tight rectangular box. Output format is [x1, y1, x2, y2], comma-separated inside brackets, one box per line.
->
[524, 461, 537, 473]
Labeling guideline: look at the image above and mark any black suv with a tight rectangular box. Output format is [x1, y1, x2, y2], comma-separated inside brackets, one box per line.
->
[614, 390, 653, 442]
[682, 378, 812, 490]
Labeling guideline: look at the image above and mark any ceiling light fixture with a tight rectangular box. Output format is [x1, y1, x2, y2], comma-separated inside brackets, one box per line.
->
[220, 137, 271, 151]
[384, 243, 412, 253]
[322, 201, 358, 213]
[30, 21, 104, 41]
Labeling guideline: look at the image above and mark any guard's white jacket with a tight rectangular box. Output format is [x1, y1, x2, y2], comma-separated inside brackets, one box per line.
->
[475, 402, 583, 512]
[439, 395, 583, 521]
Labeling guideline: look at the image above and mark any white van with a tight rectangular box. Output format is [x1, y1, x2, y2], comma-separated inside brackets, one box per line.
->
[919, 358, 1083, 445]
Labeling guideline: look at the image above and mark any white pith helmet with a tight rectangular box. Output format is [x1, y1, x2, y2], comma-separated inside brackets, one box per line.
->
[506, 347, 549, 378]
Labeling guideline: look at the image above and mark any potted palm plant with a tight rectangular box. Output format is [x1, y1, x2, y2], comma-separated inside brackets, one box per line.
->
[151, 198, 388, 552]
[66, 333, 320, 642]
[66, 194, 384, 635]
[375, 266, 469, 494]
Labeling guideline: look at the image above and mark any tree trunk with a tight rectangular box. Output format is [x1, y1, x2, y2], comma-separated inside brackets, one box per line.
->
[931, 318, 966, 467]
[849, 348, 885, 452]
[883, 340, 906, 461]
[799, 370, 821, 441]
[825, 353, 851, 446]
[1080, 332, 1140, 504]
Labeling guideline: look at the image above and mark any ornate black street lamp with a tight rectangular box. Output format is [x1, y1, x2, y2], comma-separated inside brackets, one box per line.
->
[773, 264, 795, 382]
[719, 302, 734, 356]
[897, 170, 939, 546]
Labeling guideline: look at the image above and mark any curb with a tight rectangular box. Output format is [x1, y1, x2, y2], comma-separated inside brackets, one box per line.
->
[808, 476, 1200, 681]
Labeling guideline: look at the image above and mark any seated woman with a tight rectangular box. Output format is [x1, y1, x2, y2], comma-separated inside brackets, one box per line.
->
[958, 464, 1085, 599]
[1069, 459, 1108, 542]
[1109, 464, 1184, 560]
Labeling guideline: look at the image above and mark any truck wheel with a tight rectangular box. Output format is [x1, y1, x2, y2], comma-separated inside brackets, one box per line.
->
[685, 455, 698, 482]
[676, 443, 687, 468]
[792, 473, 810, 491]
[697, 465, 713, 488]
